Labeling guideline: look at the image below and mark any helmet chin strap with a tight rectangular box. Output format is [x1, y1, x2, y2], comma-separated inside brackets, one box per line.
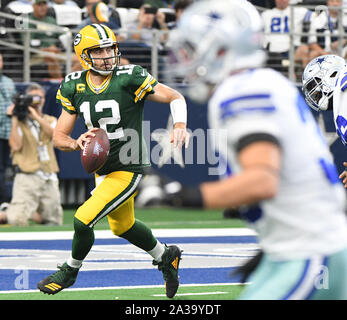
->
[318, 97, 329, 110]
[318, 89, 333, 111]
[91, 66, 114, 76]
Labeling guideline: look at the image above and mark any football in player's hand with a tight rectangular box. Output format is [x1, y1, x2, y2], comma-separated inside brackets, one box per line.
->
[81, 128, 110, 174]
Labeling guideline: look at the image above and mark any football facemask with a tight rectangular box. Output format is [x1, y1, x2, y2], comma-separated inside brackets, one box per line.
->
[302, 54, 346, 111]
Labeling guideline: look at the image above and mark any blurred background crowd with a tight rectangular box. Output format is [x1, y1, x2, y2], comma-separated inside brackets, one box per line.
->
[1, 0, 347, 224]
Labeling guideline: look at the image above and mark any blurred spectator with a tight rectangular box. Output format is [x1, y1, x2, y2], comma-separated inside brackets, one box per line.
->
[250, 0, 275, 8]
[116, 0, 144, 8]
[173, 0, 190, 21]
[77, 1, 129, 64]
[22, 0, 61, 48]
[78, 0, 125, 40]
[71, 53, 83, 72]
[167, 0, 191, 29]
[48, 0, 82, 28]
[130, 4, 169, 45]
[261, 0, 315, 69]
[143, 0, 174, 8]
[0, 0, 13, 11]
[122, 3, 168, 74]
[4, 0, 33, 15]
[0, 83, 63, 226]
[2, 0, 34, 82]
[309, 0, 347, 59]
[22, 0, 64, 80]
[0, 53, 16, 206]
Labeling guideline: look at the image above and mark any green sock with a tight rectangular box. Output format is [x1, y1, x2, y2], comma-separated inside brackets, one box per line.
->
[71, 217, 95, 261]
[119, 219, 157, 251]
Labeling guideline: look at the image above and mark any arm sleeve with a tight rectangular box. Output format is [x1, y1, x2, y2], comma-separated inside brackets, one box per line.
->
[130, 65, 158, 103]
[56, 79, 76, 114]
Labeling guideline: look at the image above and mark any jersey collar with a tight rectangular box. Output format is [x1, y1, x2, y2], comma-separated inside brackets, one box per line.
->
[86, 71, 112, 95]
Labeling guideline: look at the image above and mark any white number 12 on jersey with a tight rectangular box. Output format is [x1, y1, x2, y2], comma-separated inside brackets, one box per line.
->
[80, 100, 124, 139]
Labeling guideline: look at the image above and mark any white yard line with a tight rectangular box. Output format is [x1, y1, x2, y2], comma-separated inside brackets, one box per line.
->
[0, 228, 257, 241]
[152, 291, 228, 297]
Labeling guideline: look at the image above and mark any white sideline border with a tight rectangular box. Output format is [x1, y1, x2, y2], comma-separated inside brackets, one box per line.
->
[0, 228, 257, 241]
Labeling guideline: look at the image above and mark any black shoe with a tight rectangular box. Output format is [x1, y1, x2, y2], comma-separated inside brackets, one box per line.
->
[37, 262, 79, 295]
[153, 245, 182, 298]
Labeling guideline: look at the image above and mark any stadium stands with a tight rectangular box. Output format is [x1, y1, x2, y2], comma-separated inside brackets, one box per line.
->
[0, 0, 346, 205]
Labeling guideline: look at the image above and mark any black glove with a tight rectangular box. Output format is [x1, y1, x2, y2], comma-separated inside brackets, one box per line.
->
[164, 182, 204, 208]
[223, 208, 242, 219]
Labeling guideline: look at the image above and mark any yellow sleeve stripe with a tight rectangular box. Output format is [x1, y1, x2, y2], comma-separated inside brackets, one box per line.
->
[134, 75, 156, 103]
[137, 78, 156, 102]
[134, 75, 151, 96]
[61, 100, 76, 112]
[57, 89, 75, 112]
[56, 89, 72, 106]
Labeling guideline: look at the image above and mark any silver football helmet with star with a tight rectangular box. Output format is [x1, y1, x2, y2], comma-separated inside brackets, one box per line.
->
[302, 55, 347, 111]
[165, 0, 266, 102]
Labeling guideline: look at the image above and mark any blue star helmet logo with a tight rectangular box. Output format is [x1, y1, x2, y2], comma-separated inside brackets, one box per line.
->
[317, 57, 326, 65]
[208, 12, 222, 20]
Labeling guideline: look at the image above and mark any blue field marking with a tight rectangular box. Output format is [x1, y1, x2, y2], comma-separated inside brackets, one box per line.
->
[0, 235, 257, 250]
[0, 232, 257, 292]
[0, 267, 243, 291]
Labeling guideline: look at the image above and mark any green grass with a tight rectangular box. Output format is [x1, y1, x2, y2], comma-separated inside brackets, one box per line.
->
[0, 284, 245, 300]
[0, 207, 247, 300]
[0, 207, 246, 232]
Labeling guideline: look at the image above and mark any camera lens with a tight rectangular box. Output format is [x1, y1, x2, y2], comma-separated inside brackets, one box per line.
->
[31, 95, 41, 105]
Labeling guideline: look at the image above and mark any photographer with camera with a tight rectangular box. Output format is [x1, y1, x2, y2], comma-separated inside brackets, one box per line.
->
[0, 83, 63, 226]
[131, 4, 169, 45]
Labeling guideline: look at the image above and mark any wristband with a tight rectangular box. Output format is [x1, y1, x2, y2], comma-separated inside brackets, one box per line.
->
[170, 99, 187, 124]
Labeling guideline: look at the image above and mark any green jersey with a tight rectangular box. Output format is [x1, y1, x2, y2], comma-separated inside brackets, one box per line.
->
[22, 14, 60, 48]
[56, 64, 158, 175]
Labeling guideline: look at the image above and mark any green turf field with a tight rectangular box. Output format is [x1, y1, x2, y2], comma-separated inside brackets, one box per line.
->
[0, 284, 245, 300]
[0, 207, 249, 301]
[0, 207, 246, 232]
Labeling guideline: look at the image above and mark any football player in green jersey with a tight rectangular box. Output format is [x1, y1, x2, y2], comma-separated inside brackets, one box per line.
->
[37, 24, 189, 299]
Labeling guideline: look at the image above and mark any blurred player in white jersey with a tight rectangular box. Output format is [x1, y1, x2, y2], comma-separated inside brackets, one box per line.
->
[165, 0, 347, 299]
[302, 54, 347, 187]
